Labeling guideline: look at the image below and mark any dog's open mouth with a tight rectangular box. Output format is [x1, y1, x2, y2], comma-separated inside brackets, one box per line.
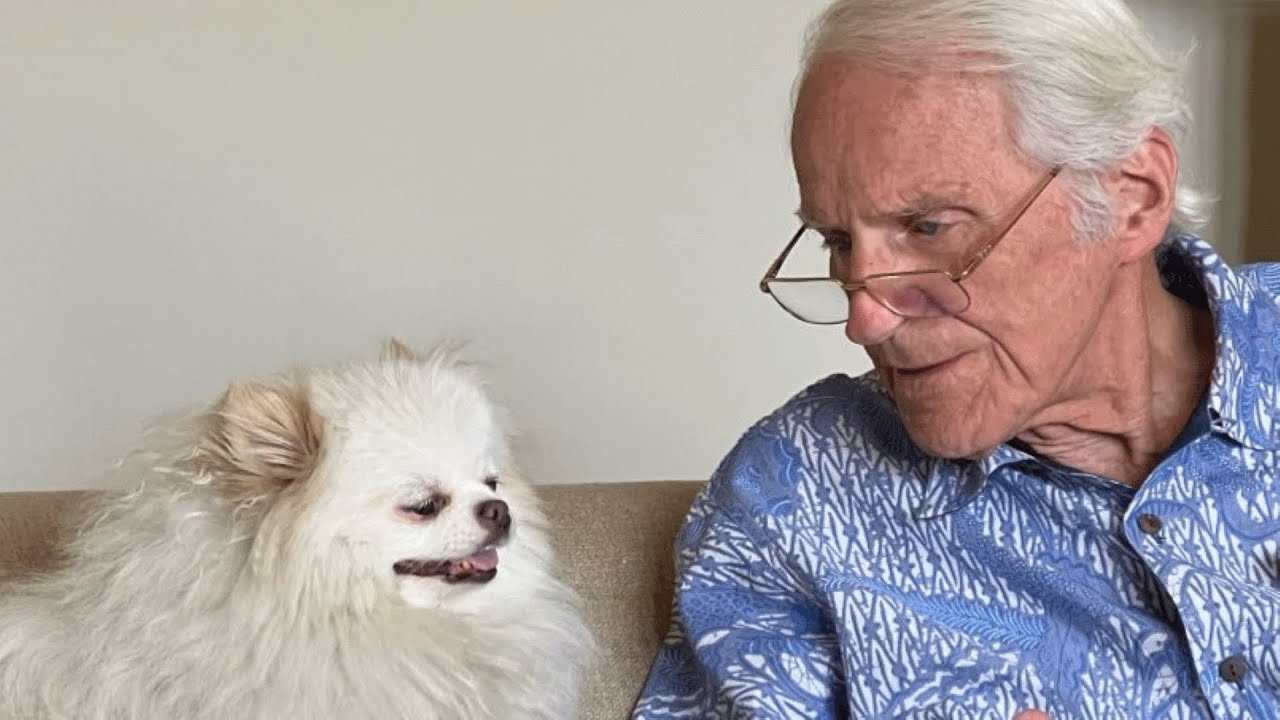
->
[393, 547, 499, 584]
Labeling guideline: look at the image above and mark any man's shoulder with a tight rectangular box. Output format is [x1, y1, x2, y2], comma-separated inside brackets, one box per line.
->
[740, 370, 906, 455]
[1235, 260, 1280, 302]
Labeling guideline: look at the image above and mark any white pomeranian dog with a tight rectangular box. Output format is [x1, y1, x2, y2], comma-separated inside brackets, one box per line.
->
[0, 339, 592, 720]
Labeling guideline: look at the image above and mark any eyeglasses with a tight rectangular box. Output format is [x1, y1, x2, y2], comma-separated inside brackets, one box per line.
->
[759, 166, 1061, 324]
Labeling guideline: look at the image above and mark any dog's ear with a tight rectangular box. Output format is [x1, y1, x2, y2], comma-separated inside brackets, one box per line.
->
[204, 382, 324, 498]
[381, 337, 420, 363]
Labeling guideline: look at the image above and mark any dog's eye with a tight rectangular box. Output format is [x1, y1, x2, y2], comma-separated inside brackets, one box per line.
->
[483, 476, 499, 491]
[405, 496, 446, 518]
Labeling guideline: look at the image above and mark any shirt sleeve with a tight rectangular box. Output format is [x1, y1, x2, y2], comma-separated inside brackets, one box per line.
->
[632, 435, 845, 719]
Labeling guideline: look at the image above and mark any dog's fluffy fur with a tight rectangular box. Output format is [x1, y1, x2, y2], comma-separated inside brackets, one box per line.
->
[0, 340, 591, 720]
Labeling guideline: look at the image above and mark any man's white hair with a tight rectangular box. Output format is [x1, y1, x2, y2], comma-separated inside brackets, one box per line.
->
[800, 0, 1212, 242]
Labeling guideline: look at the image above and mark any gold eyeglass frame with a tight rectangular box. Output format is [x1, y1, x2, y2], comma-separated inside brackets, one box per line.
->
[760, 166, 1063, 324]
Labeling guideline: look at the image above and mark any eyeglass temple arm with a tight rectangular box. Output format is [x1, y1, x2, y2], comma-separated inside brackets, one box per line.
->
[760, 225, 808, 292]
[955, 165, 1062, 281]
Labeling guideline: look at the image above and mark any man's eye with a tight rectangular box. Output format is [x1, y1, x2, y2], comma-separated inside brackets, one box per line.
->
[821, 235, 852, 252]
[909, 220, 946, 237]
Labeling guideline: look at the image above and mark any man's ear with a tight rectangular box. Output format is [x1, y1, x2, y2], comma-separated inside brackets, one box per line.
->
[1106, 126, 1179, 263]
[202, 381, 324, 502]
[381, 337, 420, 363]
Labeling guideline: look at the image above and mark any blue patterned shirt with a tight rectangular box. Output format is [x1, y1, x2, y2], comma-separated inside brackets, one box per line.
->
[633, 234, 1280, 719]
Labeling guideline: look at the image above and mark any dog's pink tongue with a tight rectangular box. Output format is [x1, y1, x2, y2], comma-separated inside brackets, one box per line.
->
[465, 547, 499, 572]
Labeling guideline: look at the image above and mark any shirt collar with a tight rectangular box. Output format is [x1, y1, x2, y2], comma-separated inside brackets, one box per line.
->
[1178, 233, 1280, 450]
[913, 230, 1280, 519]
[914, 444, 1029, 520]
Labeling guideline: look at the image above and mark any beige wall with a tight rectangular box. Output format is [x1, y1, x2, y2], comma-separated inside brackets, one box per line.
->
[0, 1, 1255, 492]
[1129, 1, 1251, 263]
[1246, 10, 1280, 262]
[0, 0, 861, 492]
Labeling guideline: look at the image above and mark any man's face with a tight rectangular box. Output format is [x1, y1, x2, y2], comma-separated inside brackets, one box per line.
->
[791, 59, 1122, 458]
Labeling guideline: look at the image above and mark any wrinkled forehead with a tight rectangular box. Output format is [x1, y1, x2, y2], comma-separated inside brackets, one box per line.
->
[791, 58, 1019, 211]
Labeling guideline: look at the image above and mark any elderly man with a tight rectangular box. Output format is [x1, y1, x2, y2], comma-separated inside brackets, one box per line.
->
[632, 1, 1278, 718]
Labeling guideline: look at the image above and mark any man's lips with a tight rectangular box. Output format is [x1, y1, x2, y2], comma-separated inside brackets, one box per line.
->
[393, 547, 500, 584]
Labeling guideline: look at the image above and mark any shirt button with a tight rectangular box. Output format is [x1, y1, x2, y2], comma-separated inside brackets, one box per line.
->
[1219, 655, 1248, 683]
[1136, 513, 1164, 535]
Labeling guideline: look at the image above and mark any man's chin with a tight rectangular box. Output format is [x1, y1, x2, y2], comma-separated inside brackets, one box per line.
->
[900, 416, 996, 460]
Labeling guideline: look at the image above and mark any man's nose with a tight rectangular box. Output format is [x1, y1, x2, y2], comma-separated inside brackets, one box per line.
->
[844, 287, 905, 346]
[835, 237, 906, 346]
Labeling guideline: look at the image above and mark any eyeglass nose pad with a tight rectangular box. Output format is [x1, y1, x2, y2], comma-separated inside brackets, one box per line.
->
[845, 286, 905, 346]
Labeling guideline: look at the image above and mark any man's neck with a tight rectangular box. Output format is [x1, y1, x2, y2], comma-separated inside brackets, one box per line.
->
[1013, 256, 1216, 487]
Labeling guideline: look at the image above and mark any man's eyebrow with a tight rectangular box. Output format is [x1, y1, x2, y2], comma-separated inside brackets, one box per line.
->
[873, 192, 977, 221]
[795, 193, 980, 230]
[794, 208, 826, 229]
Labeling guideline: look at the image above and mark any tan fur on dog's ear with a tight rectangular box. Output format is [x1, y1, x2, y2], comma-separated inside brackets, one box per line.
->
[381, 337, 420, 362]
[202, 382, 324, 502]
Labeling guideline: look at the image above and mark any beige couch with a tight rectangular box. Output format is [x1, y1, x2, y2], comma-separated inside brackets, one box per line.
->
[0, 481, 704, 720]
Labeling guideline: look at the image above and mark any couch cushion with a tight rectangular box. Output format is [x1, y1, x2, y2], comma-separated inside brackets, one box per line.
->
[541, 481, 703, 719]
[0, 490, 94, 582]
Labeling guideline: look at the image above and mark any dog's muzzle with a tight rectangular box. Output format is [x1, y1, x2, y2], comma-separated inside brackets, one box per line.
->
[394, 547, 499, 584]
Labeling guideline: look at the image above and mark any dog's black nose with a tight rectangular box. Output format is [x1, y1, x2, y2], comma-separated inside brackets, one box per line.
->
[476, 499, 511, 536]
